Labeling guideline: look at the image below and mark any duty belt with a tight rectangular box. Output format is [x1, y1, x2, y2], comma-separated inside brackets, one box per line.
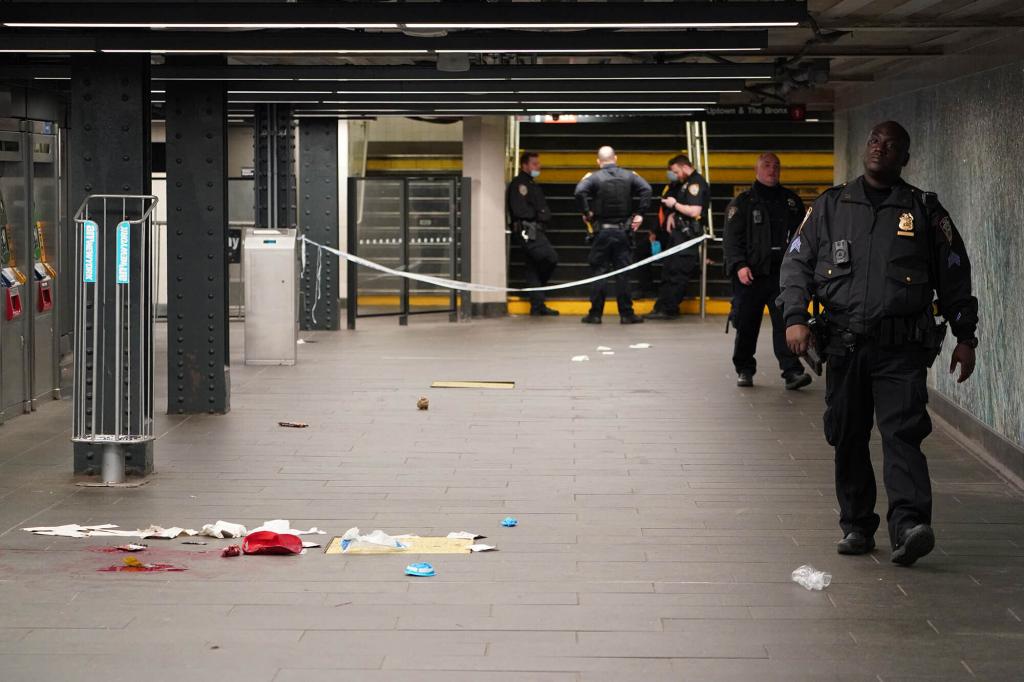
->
[597, 221, 629, 230]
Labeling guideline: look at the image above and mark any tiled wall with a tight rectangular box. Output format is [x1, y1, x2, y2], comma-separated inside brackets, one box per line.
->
[835, 60, 1024, 448]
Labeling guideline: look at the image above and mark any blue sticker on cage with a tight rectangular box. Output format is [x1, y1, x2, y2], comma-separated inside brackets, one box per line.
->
[82, 221, 98, 283]
[116, 221, 130, 284]
[651, 240, 662, 256]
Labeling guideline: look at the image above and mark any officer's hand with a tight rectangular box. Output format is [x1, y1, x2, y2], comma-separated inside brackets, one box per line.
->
[584, 233, 594, 245]
[665, 214, 675, 233]
[631, 215, 643, 231]
[786, 324, 811, 356]
[662, 196, 678, 209]
[949, 343, 976, 383]
[737, 267, 754, 286]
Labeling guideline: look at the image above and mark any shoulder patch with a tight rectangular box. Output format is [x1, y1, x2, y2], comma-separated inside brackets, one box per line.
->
[794, 206, 813, 236]
[518, 184, 528, 196]
[727, 205, 738, 222]
[688, 183, 700, 196]
[939, 215, 954, 244]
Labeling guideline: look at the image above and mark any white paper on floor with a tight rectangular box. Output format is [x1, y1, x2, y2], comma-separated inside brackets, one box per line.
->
[199, 520, 247, 538]
[22, 524, 121, 538]
[595, 346, 612, 351]
[447, 531, 483, 540]
[571, 355, 590, 362]
[251, 519, 326, 536]
[602, 351, 615, 355]
[140, 526, 200, 539]
[341, 527, 408, 551]
[469, 544, 497, 552]
[629, 343, 652, 349]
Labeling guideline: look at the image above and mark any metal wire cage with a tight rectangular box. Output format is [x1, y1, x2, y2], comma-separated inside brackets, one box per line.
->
[71, 194, 158, 482]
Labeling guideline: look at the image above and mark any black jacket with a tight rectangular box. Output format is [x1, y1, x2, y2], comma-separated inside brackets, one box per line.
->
[724, 182, 805, 277]
[777, 176, 978, 342]
[660, 171, 709, 238]
[574, 164, 652, 223]
[506, 170, 551, 225]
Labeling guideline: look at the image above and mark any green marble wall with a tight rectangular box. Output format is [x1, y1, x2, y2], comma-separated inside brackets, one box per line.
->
[836, 61, 1024, 448]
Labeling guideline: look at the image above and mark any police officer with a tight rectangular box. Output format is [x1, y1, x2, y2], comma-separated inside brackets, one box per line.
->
[507, 151, 559, 316]
[724, 153, 810, 390]
[574, 146, 651, 324]
[779, 121, 979, 567]
[646, 155, 708, 320]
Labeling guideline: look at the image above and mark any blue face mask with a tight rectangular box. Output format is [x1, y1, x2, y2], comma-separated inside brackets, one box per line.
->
[530, 170, 541, 178]
[666, 170, 678, 182]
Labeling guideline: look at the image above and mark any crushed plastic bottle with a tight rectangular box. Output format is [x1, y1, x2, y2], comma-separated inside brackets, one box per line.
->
[791, 564, 832, 591]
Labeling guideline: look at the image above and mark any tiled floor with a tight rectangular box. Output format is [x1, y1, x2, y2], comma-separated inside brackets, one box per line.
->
[0, 316, 1022, 681]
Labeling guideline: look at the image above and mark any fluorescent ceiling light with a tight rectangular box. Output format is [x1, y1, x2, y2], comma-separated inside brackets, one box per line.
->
[103, 49, 430, 54]
[518, 89, 740, 94]
[406, 22, 796, 29]
[227, 90, 334, 94]
[5, 22, 398, 29]
[0, 49, 94, 53]
[436, 48, 761, 54]
[34, 77, 72, 80]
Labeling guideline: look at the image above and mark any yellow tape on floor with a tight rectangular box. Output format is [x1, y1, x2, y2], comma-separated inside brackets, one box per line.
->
[325, 536, 472, 555]
[431, 381, 515, 390]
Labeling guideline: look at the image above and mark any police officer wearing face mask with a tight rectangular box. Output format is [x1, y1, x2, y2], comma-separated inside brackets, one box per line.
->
[574, 145, 651, 324]
[645, 155, 708, 320]
[507, 151, 560, 316]
[779, 121, 979, 567]
[724, 152, 810, 389]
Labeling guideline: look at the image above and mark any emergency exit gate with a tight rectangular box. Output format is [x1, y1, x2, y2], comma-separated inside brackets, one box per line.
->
[0, 119, 61, 424]
[346, 176, 470, 329]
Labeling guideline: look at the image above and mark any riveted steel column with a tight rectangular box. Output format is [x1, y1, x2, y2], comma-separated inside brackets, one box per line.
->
[298, 119, 339, 330]
[165, 82, 230, 414]
[68, 54, 152, 475]
[254, 104, 296, 230]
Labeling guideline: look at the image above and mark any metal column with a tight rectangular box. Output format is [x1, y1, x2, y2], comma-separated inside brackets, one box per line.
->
[165, 82, 230, 414]
[298, 119, 340, 331]
[68, 54, 153, 476]
[254, 105, 296, 230]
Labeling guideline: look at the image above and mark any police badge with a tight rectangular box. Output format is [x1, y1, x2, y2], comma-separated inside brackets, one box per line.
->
[787, 197, 797, 209]
[688, 183, 700, 196]
[939, 216, 954, 244]
[897, 213, 915, 237]
[727, 206, 738, 221]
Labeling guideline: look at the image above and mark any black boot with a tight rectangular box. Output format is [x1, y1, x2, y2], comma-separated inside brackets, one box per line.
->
[531, 306, 560, 316]
[581, 315, 602, 324]
[891, 524, 935, 567]
[837, 532, 875, 555]
[620, 314, 644, 324]
[736, 372, 753, 387]
[784, 371, 812, 391]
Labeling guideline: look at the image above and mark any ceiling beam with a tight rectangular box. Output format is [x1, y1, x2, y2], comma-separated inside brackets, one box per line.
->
[1, 2, 807, 29]
[154, 79, 746, 94]
[0, 29, 767, 54]
[817, 16, 1024, 30]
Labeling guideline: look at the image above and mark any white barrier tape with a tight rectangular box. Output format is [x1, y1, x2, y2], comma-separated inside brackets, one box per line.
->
[300, 232, 708, 294]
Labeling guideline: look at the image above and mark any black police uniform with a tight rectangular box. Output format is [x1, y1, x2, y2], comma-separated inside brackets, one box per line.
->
[507, 170, 559, 313]
[723, 180, 806, 377]
[778, 176, 979, 549]
[651, 171, 708, 316]
[574, 164, 652, 320]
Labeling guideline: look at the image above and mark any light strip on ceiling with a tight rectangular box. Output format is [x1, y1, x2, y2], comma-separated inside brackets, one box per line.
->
[0, 49, 94, 53]
[4, 23, 399, 29]
[103, 49, 431, 54]
[436, 48, 762, 54]
[407, 22, 797, 29]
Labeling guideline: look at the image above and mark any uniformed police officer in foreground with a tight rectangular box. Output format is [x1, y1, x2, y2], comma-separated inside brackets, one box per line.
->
[779, 121, 979, 566]
[724, 153, 810, 390]
[574, 146, 651, 324]
[507, 151, 559, 316]
[645, 154, 708, 320]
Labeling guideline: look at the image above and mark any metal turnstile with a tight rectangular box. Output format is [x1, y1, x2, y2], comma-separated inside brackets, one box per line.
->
[243, 228, 297, 366]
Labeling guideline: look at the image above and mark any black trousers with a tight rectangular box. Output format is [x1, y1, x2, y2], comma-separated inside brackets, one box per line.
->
[587, 227, 634, 318]
[730, 263, 802, 377]
[631, 235, 657, 296]
[653, 230, 699, 314]
[824, 340, 933, 548]
[512, 229, 558, 310]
